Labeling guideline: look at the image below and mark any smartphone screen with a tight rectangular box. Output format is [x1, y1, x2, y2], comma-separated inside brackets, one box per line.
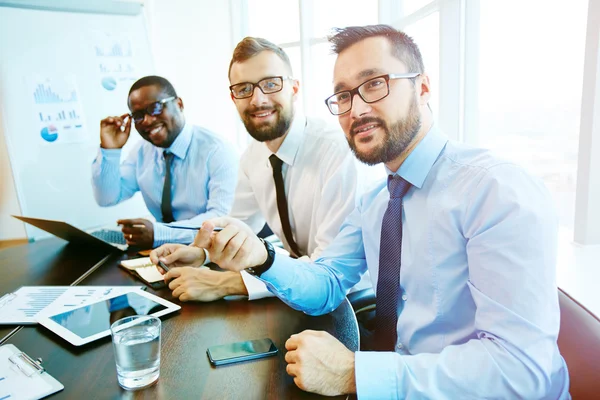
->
[207, 338, 278, 366]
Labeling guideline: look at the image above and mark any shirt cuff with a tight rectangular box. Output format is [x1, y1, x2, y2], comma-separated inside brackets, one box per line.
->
[99, 147, 122, 161]
[240, 270, 275, 300]
[355, 351, 401, 400]
[152, 222, 196, 246]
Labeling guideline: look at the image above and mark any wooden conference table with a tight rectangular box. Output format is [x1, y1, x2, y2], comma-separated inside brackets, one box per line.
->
[0, 238, 360, 399]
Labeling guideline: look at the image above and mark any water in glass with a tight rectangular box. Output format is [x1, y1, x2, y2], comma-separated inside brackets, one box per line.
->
[111, 316, 161, 390]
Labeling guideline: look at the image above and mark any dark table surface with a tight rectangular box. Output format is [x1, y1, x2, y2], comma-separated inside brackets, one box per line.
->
[1, 239, 359, 399]
[0, 238, 112, 339]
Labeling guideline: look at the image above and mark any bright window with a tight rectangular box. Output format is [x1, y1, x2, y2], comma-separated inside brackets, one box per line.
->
[403, 0, 434, 17]
[478, 0, 588, 229]
[312, 0, 378, 38]
[404, 11, 439, 120]
[247, 0, 299, 43]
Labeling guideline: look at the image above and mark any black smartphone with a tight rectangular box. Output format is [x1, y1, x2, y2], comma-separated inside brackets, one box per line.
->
[207, 338, 278, 366]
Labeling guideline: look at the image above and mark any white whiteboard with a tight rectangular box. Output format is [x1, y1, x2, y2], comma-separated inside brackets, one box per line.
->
[0, 4, 153, 240]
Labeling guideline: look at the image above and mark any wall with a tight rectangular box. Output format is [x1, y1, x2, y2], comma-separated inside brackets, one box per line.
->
[0, 0, 237, 241]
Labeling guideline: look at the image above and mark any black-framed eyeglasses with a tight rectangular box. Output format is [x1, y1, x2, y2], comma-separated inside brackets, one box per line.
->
[229, 76, 294, 99]
[130, 96, 176, 123]
[324, 73, 420, 115]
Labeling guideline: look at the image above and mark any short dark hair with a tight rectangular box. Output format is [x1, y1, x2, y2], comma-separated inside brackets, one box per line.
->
[128, 75, 177, 98]
[328, 25, 425, 73]
[228, 37, 293, 78]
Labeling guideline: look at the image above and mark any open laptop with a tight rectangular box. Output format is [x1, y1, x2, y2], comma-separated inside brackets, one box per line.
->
[12, 215, 127, 251]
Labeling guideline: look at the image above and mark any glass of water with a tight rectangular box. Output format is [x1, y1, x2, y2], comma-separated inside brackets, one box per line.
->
[110, 315, 161, 390]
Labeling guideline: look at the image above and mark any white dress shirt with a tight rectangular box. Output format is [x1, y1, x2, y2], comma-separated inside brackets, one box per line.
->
[231, 115, 364, 300]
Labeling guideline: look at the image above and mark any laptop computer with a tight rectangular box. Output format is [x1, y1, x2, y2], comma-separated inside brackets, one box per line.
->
[12, 215, 127, 251]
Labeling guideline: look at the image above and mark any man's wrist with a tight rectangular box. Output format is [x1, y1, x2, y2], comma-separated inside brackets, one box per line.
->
[245, 238, 275, 277]
[220, 271, 249, 296]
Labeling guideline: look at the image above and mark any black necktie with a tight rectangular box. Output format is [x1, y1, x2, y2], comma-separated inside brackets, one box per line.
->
[269, 154, 302, 257]
[375, 175, 412, 351]
[161, 151, 175, 223]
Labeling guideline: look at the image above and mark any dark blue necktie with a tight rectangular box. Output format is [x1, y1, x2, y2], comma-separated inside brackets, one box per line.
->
[161, 151, 175, 223]
[375, 175, 412, 351]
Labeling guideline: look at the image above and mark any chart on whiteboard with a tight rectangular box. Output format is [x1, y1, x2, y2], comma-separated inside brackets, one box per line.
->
[91, 31, 138, 92]
[29, 75, 87, 144]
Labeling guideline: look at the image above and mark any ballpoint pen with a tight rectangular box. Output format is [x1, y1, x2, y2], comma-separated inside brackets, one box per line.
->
[165, 226, 223, 231]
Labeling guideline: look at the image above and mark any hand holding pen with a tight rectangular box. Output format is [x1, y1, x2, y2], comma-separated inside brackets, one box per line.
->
[149, 243, 207, 273]
[118, 218, 154, 248]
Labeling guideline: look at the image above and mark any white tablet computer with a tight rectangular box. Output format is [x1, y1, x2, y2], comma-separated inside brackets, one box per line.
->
[37, 289, 180, 346]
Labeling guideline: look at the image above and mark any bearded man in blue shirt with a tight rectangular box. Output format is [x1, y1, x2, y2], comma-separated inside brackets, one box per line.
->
[190, 25, 570, 399]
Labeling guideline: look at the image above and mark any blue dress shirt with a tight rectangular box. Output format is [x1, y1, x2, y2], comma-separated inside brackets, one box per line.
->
[92, 124, 238, 246]
[260, 125, 570, 399]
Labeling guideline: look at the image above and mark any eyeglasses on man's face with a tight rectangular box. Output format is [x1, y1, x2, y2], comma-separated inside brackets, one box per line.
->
[230, 76, 294, 99]
[324, 73, 420, 115]
[131, 96, 177, 123]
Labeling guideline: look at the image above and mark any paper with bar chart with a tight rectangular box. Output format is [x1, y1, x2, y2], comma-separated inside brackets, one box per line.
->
[0, 286, 143, 325]
[31, 75, 87, 144]
[91, 31, 137, 92]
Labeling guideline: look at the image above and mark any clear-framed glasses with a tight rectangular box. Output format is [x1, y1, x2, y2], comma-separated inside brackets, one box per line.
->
[131, 96, 176, 123]
[230, 76, 294, 99]
[324, 73, 420, 115]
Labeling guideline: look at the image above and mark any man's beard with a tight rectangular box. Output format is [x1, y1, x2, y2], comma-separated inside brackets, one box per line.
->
[242, 103, 294, 142]
[347, 97, 421, 166]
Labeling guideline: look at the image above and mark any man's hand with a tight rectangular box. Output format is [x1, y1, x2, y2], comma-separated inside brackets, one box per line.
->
[118, 218, 154, 249]
[193, 217, 267, 272]
[150, 243, 205, 271]
[285, 330, 356, 396]
[100, 114, 131, 149]
[164, 267, 248, 302]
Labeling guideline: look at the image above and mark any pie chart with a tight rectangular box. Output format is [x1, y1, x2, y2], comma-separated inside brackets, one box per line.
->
[101, 76, 117, 91]
[40, 125, 58, 142]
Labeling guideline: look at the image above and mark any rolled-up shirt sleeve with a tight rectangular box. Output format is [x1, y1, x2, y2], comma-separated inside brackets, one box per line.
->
[91, 146, 140, 206]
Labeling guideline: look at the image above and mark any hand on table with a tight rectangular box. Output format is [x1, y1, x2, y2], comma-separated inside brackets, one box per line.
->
[118, 218, 154, 248]
[285, 330, 356, 396]
[163, 267, 247, 302]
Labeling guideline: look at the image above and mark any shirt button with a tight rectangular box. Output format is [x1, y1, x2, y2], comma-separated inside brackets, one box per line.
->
[402, 294, 408, 301]
[397, 343, 404, 350]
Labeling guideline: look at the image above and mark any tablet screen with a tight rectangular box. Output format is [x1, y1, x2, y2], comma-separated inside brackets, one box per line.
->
[48, 292, 168, 339]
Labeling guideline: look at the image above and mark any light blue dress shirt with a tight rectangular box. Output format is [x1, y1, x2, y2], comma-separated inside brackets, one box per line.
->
[260, 125, 570, 399]
[92, 124, 238, 246]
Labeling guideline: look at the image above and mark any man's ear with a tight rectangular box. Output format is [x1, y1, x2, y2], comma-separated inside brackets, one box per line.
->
[176, 97, 184, 111]
[291, 79, 300, 98]
[418, 74, 431, 105]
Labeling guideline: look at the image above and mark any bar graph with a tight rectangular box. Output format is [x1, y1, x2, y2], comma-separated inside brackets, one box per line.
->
[33, 83, 77, 104]
[31, 76, 86, 144]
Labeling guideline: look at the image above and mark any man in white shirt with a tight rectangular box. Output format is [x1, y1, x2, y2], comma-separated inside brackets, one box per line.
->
[150, 37, 363, 301]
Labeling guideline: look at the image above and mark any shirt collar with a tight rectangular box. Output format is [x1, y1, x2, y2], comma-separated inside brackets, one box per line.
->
[164, 122, 192, 160]
[385, 123, 448, 189]
[273, 114, 306, 167]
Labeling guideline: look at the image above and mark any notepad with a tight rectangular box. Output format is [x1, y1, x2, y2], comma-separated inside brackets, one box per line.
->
[119, 257, 166, 289]
[0, 286, 143, 325]
[0, 344, 63, 399]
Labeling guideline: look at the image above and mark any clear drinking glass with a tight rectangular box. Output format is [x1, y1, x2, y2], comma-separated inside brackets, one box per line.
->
[110, 315, 161, 390]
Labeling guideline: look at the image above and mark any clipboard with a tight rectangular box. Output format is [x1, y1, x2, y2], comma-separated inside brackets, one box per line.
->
[0, 344, 64, 399]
